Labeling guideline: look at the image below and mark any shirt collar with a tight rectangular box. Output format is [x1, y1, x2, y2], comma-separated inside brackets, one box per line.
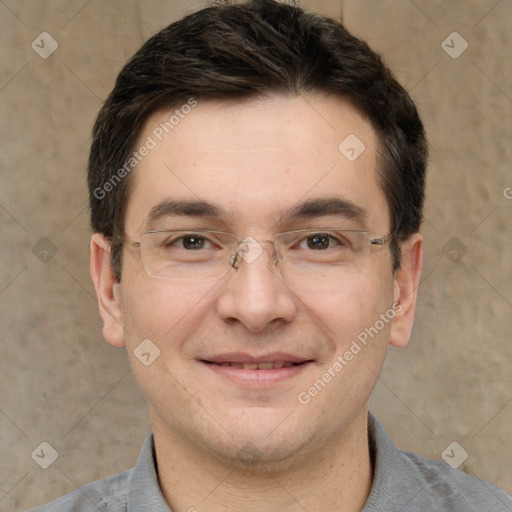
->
[127, 431, 173, 512]
[363, 412, 429, 511]
[126, 413, 404, 511]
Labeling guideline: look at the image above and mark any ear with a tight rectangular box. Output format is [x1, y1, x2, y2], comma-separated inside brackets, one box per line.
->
[389, 233, 423, 348]
[90, 233, 126, 348]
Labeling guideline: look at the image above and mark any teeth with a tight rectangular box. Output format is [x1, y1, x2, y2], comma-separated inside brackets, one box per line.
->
[257, 362, 274, 370]
[214, 361, 302, 369]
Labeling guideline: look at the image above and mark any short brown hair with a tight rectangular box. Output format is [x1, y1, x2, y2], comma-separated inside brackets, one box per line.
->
[88, 0, 427, 281]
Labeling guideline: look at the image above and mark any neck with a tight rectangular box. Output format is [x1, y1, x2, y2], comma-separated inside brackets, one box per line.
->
[152, 408, 373, 512]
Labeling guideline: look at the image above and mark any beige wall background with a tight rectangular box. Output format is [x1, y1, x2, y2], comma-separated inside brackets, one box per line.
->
[1, 0, 511, 510]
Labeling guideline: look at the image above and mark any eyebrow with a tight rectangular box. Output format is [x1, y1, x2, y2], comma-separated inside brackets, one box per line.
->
[278, 197, 367, 225]
[147, 199, 220, 224]
[145, 197, 367, 228]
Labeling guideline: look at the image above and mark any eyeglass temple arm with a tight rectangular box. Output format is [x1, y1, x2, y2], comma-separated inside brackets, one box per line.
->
[370, 233, 394, 246]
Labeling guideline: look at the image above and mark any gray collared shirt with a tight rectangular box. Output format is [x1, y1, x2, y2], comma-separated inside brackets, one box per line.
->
[27, 414, 512, 511]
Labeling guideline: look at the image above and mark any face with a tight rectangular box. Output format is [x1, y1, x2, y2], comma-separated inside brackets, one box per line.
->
[92, 94, 420, 468]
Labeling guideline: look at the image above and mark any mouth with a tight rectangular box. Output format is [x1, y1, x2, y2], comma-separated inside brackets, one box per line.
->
[199, 353, 314, 387]
[203, 360, 307, 370]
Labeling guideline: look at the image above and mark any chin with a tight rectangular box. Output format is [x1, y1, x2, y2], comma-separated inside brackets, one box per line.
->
[205, 414, 318, 472]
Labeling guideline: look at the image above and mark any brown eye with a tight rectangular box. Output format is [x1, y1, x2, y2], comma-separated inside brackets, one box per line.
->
[181, 235, 207, 250]
[305, 233, 337, 250]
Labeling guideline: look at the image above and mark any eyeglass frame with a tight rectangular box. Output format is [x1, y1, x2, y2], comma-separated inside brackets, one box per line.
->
[115, 228, 394, 279]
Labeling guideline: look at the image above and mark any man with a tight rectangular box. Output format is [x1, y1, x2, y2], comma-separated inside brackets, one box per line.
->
[29, 0, 511, 510]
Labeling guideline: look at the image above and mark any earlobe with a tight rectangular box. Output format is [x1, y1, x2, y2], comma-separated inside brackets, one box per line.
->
[389, 233, 423, 348]
[90, 233, 126, 348]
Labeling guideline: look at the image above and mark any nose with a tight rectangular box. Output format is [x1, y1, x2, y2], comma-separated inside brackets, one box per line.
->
[217, 241, 297, 332]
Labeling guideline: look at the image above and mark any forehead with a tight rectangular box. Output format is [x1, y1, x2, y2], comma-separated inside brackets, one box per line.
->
[124, 94, 389, 234]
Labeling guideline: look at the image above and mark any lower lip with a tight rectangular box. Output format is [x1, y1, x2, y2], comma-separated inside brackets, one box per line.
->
[201, 361, 312, 387]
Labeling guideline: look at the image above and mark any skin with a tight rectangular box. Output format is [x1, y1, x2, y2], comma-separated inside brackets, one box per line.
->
[90, 94, 423, 512]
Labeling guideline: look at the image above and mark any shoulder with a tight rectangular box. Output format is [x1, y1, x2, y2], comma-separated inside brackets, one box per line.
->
[399, 449, 512, 511]
[366, 414, 512, 511]
[25, 469, 132, 512]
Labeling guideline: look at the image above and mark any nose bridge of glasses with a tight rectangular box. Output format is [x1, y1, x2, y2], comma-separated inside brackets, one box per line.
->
[229, 237, 278, 270]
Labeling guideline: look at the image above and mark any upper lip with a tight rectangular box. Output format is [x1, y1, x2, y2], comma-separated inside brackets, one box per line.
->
[202, 352, 313, 364]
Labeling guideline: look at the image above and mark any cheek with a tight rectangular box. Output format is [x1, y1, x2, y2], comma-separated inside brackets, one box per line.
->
[119, 280, 216, 405]
[294, 269, 394, 339]
[120, 277, 216, 350]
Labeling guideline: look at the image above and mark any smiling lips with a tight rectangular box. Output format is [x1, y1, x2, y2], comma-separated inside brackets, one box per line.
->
[202, 352, 312, 372]
[209, 361, 302, 370]
[201, 353, 313, 386]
